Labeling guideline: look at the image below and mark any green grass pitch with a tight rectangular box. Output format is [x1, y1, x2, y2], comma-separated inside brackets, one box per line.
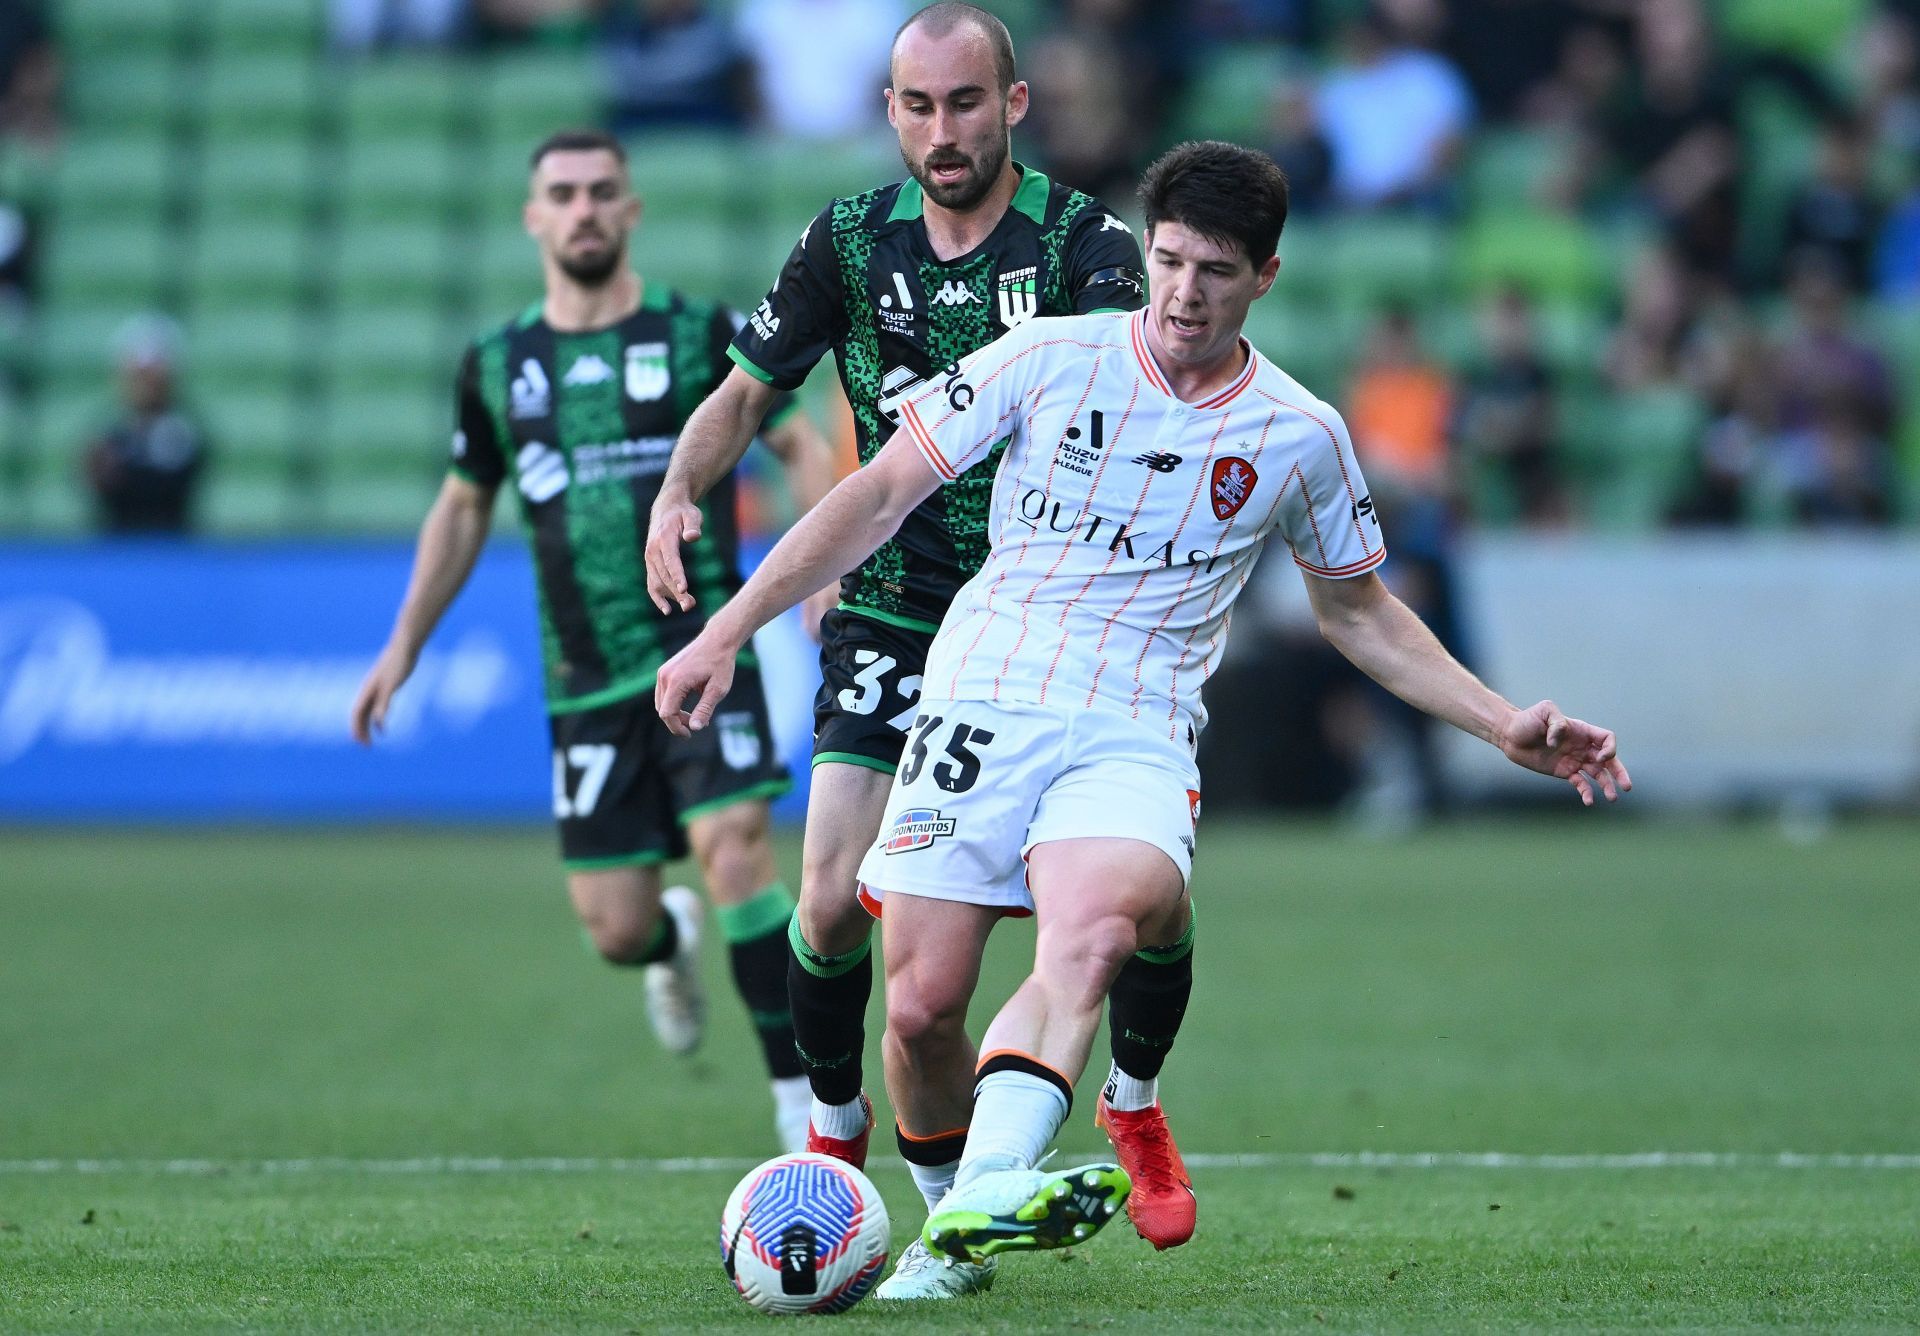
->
[3, 819, 1917, 1331]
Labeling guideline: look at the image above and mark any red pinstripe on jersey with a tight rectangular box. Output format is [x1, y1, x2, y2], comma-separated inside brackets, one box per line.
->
[1125, 412, 1230, 720]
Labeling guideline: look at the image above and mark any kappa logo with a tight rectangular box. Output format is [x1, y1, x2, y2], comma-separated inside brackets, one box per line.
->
[563, 354, 614, 387]
[1100, 214, 1132, 233]
[1210, 456, 1258, 520]
[883, 807, 957, 854]
[509, 358, 550, 419]
[623, 342, 669, 402]
[997, 266, 1038, 328]
[930, 279, 982, 307]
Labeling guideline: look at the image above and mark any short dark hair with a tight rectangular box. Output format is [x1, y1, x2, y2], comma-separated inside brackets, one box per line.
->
[893, 2, 1017, 93]
[1138, 141, 1290, 268]
[529, 129, 628, 173]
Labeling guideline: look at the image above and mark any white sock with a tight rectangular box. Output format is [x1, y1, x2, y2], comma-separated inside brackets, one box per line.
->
[908, 1159, 959, 1216]
[772, 1077, 810, 1154]
[810, 1094, 868, 1141]
[956, 1070, 1069, 1188]
[1102, 1061, 1158, 1112]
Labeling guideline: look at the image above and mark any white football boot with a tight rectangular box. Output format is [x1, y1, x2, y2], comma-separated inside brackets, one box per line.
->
[644, 887, 706, 1055]
[771, 1076, 811, 1155]
[872, 1238, 997, 1300]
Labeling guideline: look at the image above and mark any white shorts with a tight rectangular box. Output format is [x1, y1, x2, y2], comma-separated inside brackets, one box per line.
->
[855, 699, 1202, 915]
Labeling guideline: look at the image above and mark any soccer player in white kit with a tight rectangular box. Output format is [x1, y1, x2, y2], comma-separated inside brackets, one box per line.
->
[658, 141, 1631, 1271]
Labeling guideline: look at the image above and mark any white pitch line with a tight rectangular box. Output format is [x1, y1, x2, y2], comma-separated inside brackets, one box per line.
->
[2, 1152, 1918, 1176]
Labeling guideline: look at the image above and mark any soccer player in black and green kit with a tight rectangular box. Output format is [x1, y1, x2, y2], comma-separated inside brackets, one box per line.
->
[646, 5, 1199, 1298]
[351, 131, 838, 1152]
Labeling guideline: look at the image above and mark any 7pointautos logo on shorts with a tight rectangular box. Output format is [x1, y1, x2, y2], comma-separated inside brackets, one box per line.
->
[883, 807, 956, 853]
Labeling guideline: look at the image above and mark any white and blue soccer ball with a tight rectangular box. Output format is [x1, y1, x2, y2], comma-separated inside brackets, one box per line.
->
[720, 1153, 890, 1315]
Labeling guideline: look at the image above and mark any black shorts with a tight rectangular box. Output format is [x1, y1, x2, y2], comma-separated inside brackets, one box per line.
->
[548, 666, 791, 870]
[811, 607, 934, 774]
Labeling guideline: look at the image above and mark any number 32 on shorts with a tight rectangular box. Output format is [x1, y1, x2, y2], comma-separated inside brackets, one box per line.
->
[900, 715, 995, 793]
[836, 648, 923, 734]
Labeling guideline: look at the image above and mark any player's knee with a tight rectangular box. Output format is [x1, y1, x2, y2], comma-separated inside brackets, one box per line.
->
[584, 913, 660, 964]
[885, 972, 969, 1051]
[1038, 914, 1137, 1006]
[794, 870, 871, 955]
[690, 805, 774, 900]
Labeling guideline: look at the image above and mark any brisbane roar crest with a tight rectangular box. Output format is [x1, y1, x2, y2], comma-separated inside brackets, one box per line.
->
[1210, 457, 1257, 520]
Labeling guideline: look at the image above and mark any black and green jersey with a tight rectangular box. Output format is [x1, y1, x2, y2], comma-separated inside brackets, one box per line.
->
[450, 286, 797, 713]
[728, 164, 1145, 632]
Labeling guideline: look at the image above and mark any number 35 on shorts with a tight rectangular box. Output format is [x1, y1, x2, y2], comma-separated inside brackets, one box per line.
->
[900, 714, 995, 793]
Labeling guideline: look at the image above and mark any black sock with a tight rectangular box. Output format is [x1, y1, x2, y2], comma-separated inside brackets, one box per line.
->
[1107, 903, 1195, 1081]
[786, 914, 873, 1106]
[717, 886, 803, 1080]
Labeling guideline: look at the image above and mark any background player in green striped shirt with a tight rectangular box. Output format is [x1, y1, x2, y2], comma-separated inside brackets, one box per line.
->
[645, 4, 1199, 1298]
[350, 130, 837, 1153]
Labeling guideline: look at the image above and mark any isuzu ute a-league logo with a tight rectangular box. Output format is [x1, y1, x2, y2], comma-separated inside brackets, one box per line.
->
[1210, 456, 1258, 520]
[623, 342, 670, 402]
[996, 266, 1038, 328]
[883, 807, 957, 853]
[510, 358, 551, 419]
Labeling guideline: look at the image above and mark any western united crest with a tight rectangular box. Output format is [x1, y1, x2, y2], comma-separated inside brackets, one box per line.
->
[996, 266, 1038, 328]
[1210, 456, 1257, 521]
[624, 342, 670, 402]
[717, 711, 762, 770]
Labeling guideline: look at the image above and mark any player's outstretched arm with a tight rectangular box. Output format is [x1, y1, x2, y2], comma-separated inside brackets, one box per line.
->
[759, 406, 845, 641]
[350, 474, 496, 744]
[655, 431, 941, 737]
[647, 367, 781, 614]
[1305, 571, 1630, 806]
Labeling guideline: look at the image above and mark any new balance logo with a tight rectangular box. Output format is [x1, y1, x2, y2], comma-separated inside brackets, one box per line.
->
[562, 354, 614, 386]
[1133, 451, 1183, 473]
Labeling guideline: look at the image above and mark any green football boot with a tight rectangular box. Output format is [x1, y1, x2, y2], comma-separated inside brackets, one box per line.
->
[923, 1163, 1132, 1264]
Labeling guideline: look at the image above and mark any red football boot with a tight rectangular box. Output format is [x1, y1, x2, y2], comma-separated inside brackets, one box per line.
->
[1095, 1095, 1196, 1249]
[805, 1091, 875, 1169]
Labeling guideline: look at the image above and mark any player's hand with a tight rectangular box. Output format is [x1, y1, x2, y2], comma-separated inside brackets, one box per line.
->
[1494, 699, 1632, 806]
[645, 493, 703, 615]
[656, 631, 738, 738]
[801, 583, 838, 644]
[350, 644, 417, 745]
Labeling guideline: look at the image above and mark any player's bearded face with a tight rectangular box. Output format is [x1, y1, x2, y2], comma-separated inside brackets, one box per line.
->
[908, 125, 1007, 212]
[556, 225, 626, 287]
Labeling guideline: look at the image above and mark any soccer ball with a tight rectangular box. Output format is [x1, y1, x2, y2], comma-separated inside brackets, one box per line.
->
[719, 1153, 890, 1315]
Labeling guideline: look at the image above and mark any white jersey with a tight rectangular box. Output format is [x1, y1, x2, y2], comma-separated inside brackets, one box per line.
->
[897, 308, 1385, 741]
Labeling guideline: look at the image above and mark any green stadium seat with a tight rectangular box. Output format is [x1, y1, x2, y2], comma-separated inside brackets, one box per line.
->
[484, 51, 598, 140]
[1315, 215, 1449, 308]
[197, 137, 314, 223]
[205, 0, 326, 55]
[56, 0, 190, 59]
[185, 218, 310, 309]
[315, 465, 444, 534]
[199, 467, 299, 535]
[183, 307, 310, 390]
[204, 387, 302, 464]
[196, 53, 321, 139]
[39, 218, 172, 310]
[1563, 387, 1706, 530]
[338, 135, 460, 225]
[342, 58, 465, 139]
[324, 303, 459, 390]
[1463, 127, 1568, 212]
[51, 135, 178, 221]
[634, 214, 757, 309]
[1720, 0, 1867, 60]
[1171, 45, 1296, 145]
[319, 387, 448, 465]
[331, 221, 454, 303]
[1456, 209, 1609, 303]
[470, 224, 541, 318]
[31, 309, 137, 395]
[67, 57, 180, 133]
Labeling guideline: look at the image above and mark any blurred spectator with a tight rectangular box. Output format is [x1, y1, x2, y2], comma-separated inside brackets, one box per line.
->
[1456, 285, 1568, 525]
[0, 0, 58, 147]
[1778, 116, 1882, 293]
[1190, 0, 1316, 44]
[475, 0, 605, 45]
[1603, 241, 1700, 391]
[1774, 251, 1897, 437]
[0, 200, 30, 316]
[1777, 394, 1896, 526]
[1264, 77, 1333, 214]
[1858, 6, 1920, 160]
[1596, 0, 1742, 284]
[82, 318, 211, 536]
[1347, 303, 1453, 497]
[1025, 0, 1185, 202]
[1670, 332, 1783, 525]
[1875, 183, 1920, 300]
[330, 0, 470, 49]
[602, 0, 752, 133]
[1313, 8, 1472, 211]
[1441, 0, 1594, 125]
[737, 0, 900, 140]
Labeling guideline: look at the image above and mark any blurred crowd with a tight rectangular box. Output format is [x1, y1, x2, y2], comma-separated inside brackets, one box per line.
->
[3, 0, 1919, 536]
